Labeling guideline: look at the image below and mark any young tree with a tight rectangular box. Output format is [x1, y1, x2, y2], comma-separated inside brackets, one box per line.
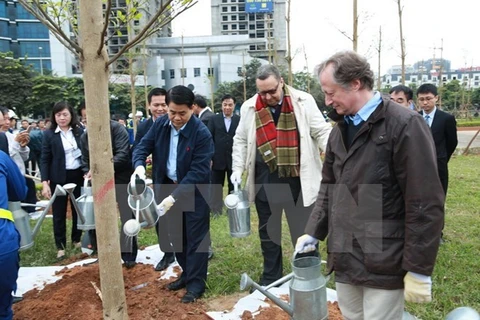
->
[396, 0, 406, 85]
[17, 1, 197, 318]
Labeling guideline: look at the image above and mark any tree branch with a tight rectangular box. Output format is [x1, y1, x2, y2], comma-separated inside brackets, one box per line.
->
[18, 0, 83, 54]
[107, 0, 198, 66]
[98, 0, 113, 55]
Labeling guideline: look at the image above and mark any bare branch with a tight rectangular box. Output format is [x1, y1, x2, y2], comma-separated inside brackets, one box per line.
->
[107, 0, 198, 66]
[18, 0, 82, 54]
[98, 0, 113, 55]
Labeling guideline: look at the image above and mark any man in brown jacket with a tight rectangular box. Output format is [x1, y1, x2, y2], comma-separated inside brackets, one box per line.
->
[295, 51, 444, 320]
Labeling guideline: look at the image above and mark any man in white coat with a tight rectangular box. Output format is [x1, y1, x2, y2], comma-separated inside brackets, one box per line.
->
[231, 64, 331, 286]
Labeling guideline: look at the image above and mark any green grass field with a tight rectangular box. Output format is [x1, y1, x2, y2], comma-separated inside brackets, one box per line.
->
[20, 155, 480, 319]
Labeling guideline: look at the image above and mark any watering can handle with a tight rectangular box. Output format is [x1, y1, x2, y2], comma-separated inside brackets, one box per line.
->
[84, 178, 89, 189]
[234, 181, 239, 193]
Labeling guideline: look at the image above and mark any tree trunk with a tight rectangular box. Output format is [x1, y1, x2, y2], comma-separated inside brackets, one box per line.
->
[377, 26, 382, 91]
[78, 1, 128, 319]
[286, 0, 293, 86]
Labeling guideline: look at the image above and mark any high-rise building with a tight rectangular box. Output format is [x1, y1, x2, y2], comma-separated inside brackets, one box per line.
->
[0, 0, 54, 73]
[104, 0, 172, 73]
[211, 0, 286, 65]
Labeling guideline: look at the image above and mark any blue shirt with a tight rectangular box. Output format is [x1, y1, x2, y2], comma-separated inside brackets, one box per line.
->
[166, 122, 187, 182]
[223, 114, 232, 132]
[344, 91, 382, 125]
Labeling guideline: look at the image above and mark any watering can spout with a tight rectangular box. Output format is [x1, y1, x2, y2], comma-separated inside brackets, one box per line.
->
[63, 183, 86, 224]
[240, 273, 294, 316]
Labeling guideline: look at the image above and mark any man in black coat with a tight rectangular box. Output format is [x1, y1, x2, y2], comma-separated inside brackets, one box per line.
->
[417, 84, 458, 195]
[193, 94, 214, 126]
[133, 87, 169, 150]
[79, 103, 136, 268]
[207, 94, 240, 215]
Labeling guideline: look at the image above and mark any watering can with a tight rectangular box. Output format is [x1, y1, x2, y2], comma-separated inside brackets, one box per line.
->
[240, 254, 329, 320]
[224, 182, 250, 238]
[123, 175, 160, 237]
[63, 179, 95, 230]
[9, 185, 66, 251]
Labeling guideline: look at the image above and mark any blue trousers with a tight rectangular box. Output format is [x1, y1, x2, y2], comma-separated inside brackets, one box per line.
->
[0, 220, 20, 320]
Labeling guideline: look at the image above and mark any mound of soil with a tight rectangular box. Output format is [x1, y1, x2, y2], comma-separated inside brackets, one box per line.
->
[13, 263, 209, 320]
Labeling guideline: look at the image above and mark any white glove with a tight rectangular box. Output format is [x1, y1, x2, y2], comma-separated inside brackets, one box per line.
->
[157, 195, 175, 216]
[230, 171, 242, 185]
[295, 234, 318, 254]
[130, 166, 146, 187]
[404, 272, 432, 303]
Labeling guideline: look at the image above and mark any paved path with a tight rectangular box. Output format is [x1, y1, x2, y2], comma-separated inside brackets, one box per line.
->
[457, 129, 480, 149]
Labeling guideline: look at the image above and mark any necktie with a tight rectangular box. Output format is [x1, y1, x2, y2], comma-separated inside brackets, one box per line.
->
[425, 115, 430, 127]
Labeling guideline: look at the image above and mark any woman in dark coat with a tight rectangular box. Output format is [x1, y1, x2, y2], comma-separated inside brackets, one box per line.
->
[40, 102, 84, 259]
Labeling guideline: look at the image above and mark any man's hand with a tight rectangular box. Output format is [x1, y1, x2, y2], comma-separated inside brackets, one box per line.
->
[230, 171, 242, 185]
[84, 170, 92, 180]
[15, 132, 30, 147]
[130, 166, 146, 187]
[156, 195, 175, 216]
[404, 272, 432, 303]
[295, 234, 318, 254]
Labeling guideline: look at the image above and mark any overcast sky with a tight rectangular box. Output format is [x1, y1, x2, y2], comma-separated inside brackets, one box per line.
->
[172, 0, 480, 74]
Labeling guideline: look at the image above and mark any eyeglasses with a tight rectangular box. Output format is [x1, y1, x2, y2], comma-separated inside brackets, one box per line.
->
[417, 96, 435, 102]
[258, 82, 281, 97]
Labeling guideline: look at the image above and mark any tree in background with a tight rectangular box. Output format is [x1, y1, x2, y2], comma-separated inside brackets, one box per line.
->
[0, 52, 34, 117]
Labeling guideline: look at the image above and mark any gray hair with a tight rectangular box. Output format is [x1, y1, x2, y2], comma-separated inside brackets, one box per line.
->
[256, 64, 281, 81]
[315, 51, 374, 90]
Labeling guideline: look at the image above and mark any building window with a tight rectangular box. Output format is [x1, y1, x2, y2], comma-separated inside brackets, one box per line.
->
[232, 24, 237, 30]
[475, 75, 479, 80]
[222, 0, 227, 2]
[194, 68, 200, 77]
[161, 70, 165, 80]
[249, 24, 255, 30]
[256, 14, 264, 19]
[231, 6, 237, 12]
[239, 23, 246, 30]
[223, 25, 228, 30]
[237, 67, 243, 74]
[222, 16, 228, 21]
[231, 15, 237, 21]
[170, 69, 175, 79]
[239, 14, 246, 21]
[239, 31, 247, 34]
[249, 33, 255, 38]
[19, 41, 50, 56]
[249, 45, 256, 50]
[475, 82, 479, 86]
[249, 14, 255, 21]
[180, 68, 187, 78]
[256, 31, 265, 38]
[208, 68, 214, 76]
[17, 22, 49, 39]
[239, 5, 245, 11]
[256, 22, 264, 29]
[222, 6, 228, 12]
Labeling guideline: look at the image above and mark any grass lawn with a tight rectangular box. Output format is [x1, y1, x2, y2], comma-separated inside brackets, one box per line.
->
[20, 155, 480, 319]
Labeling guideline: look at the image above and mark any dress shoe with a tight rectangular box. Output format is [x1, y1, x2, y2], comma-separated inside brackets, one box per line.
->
[155, 253, 175, 271]
[181, 291, 202, 303]
[208, 245, 214, 260]
[56, 250, 66, 260]
[167, 278, 186, 291]
[124, 261, 136, 269]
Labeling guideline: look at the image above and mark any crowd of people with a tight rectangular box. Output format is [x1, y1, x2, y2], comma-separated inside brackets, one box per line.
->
[0, 50, 459, 318]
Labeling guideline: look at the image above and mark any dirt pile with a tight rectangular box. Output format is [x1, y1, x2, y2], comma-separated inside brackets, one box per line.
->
[13, 263, 209, 320]
[240, 300, 342, 320]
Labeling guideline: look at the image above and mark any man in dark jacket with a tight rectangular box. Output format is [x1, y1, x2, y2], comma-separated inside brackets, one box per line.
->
[296, 51, 444, 319]
[207, 94, 240, 215]
[132, 85, 214, 303]
[132, 87, 175, 271]
[193, 94, 214, 126]
[417, 83, 458, 195]
[79, 104, 136, 268]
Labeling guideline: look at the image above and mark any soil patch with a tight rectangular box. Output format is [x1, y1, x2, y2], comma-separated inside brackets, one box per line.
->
[205, 292, 249, 313]
[13, 263, 210, 320]
[240, 300, 342, 320]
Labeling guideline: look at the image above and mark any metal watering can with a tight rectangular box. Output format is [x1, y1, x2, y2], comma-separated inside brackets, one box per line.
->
[224, 182, 250, 238]
[240, 254, 329, 320]
[123, 175, 159, 237]
[63, 179, 95, 230]
[9, 185, 66, 251]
